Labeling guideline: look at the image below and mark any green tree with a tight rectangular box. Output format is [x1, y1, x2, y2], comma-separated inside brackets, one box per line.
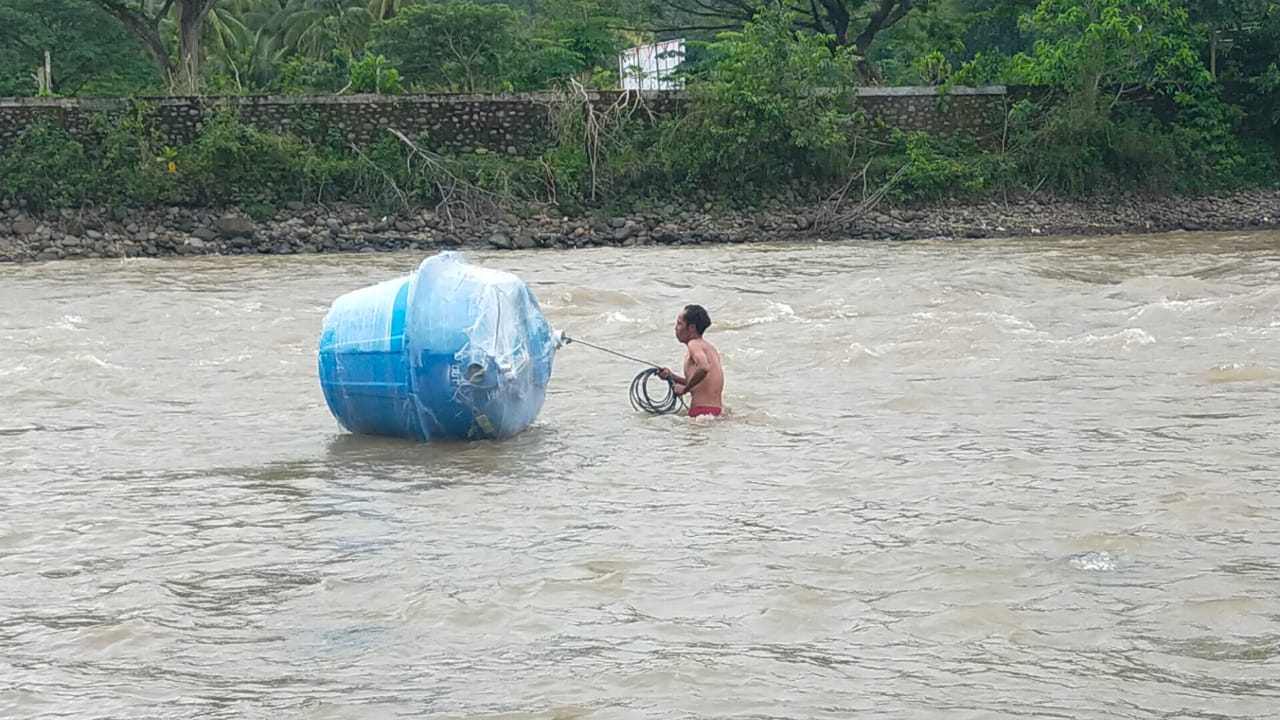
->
[998, 0, 1265, 193]
[202, 0, 277, 91]
[866, 0, 969, 83]
[527, 0, 629, 85]
[0, 0, 160, 96]
[87, 0, 222, 93]
[367, 0, 399, 21]
[1205, 3, 1280, 128]
[1007, 0, 1206, 92]
[370, 1, 529, 92]
[647, 0, 930, 80]
[671, 4, 859, 189]
[1188, 0, 1269, 79]
[277, 0, 373, 60]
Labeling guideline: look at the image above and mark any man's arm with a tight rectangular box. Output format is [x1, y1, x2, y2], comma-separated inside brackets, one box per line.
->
[678, 344, 710, 393]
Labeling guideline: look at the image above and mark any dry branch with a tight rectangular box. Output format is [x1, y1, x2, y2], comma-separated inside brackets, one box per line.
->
[383, 127, 510, 227]
[540, 80, 654, 203]
[815, 159, 911, 229]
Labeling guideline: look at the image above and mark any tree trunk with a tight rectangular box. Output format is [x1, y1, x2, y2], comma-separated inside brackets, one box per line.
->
[816, 0, 850, 45]
[38, 49, 52, 95]
[1210, 22, 1217, 80]
[851, 0, 913, 83]
[90, 0, 176, 87]
[176, 0, 217, 94]
[141, 30, 175, 87]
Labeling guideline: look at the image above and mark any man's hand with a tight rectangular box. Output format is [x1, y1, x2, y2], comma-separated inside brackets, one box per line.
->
[673, 383, 687, 396]
[658, 367, 688, 387]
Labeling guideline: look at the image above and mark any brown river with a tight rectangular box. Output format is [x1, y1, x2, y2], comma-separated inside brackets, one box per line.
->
[2, 232, 1279, 719]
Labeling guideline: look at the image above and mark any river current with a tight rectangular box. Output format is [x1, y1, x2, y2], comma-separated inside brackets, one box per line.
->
[2, 232, 1278, 719]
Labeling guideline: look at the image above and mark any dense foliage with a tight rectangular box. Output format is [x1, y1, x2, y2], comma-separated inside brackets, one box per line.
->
[1, 0, 1278, 212]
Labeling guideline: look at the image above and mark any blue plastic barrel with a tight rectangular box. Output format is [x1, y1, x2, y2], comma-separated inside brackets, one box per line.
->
[317, 251, 562, 441]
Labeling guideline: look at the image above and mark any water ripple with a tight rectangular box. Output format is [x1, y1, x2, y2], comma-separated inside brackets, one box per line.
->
[1, 236, 1278, 719]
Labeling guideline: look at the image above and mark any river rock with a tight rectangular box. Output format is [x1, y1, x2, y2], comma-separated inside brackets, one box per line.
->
[216, 215, 255, 238]
[612, 222, 640, 242]
[8, 189, 1280, 264]
[488, 231, 513, 249]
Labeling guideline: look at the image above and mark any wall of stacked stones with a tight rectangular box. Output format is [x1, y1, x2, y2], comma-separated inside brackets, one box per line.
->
[0, 86, 1038, 156]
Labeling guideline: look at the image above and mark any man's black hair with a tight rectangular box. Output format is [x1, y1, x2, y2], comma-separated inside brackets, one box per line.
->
[683, 304, 712, 335]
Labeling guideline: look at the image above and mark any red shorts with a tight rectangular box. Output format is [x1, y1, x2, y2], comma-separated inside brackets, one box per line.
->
[688, 405, 722, 418]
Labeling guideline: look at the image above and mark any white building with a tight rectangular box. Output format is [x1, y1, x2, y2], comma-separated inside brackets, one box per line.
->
[618, 39, 686, 91]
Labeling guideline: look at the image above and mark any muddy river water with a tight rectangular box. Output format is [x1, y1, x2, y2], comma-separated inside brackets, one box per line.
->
[2, 232, 1278, 719]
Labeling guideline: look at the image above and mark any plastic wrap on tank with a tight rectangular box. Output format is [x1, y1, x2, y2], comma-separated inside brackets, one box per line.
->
[317, 251, 564, 441]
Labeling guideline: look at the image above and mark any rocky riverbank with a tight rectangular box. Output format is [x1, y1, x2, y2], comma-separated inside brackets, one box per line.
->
[3, 189, 1280, 263]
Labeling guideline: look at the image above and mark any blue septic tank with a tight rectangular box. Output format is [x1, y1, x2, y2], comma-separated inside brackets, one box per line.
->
[317, 251, 563, 441]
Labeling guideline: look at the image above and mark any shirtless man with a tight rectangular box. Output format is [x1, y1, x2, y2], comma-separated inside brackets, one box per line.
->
[658, 304, 724, 418]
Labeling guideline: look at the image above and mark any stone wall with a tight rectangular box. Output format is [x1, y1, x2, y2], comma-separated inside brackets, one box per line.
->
[0, 93, 561, 155]
[0, 85, 1037, 155]
[854, 85, 1049, 142]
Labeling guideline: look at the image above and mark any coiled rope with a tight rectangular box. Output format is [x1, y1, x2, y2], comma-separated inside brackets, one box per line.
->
[561, 334, 688, 415]
[629, 367, 687, 415]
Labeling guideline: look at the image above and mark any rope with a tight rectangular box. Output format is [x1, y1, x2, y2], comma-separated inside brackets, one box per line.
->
[630, 367, 688, 415]
[562, 334, 687, 415]
[561, 335, 659, 368]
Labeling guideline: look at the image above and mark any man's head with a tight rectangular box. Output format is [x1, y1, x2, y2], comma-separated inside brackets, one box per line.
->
[675, 304, 711, 343]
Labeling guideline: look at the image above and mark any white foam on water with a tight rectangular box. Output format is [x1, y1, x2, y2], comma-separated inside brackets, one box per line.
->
[1067, 328, 1157, 349]
[845, 343, 883, 364]
[1069, 551, 1118, 572]
[193, 354, 256, 368]
[601, 310, 644, 325]
[805, 297, 865, 321]
[1202, 362, 1278, 384]
[729, 347, 766, 362]
[559, 288, 640, 307]
[78, 353, 125, 371]
[727, 301, 802, 329]
[974, 311, 1038, 331]
[1129, 297, 1218, 320]
[53, 315, 84, 331]
[0, 363, 29, 378]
